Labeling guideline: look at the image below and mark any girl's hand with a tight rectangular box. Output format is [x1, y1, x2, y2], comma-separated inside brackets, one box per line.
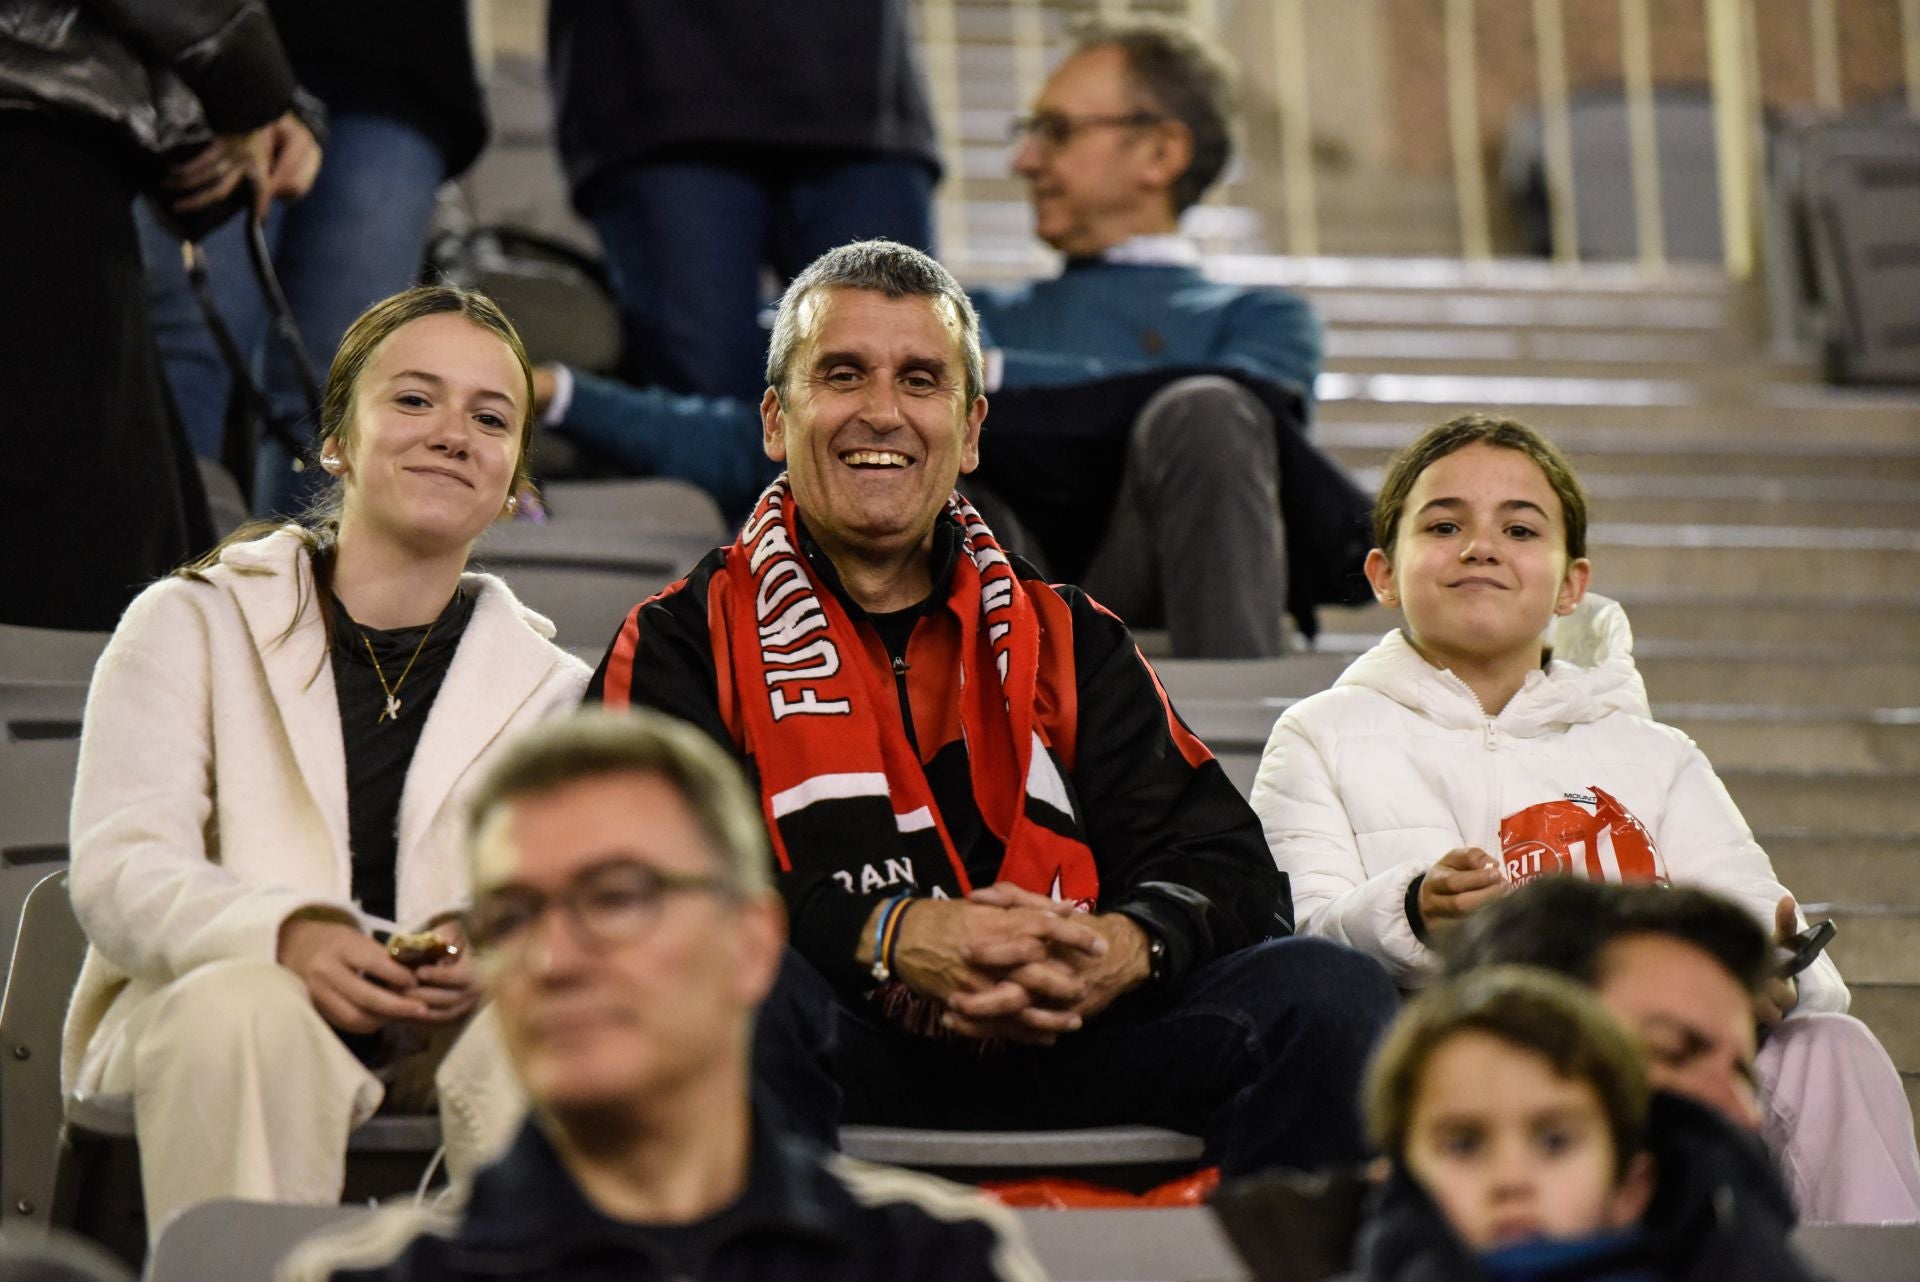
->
[1417, 847, 1506, 933]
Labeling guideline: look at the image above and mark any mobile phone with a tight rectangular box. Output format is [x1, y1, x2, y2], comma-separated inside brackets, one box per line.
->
[1778, 919, 1837, 979]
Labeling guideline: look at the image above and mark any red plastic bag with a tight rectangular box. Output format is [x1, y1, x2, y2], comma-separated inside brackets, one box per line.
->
[980, 1166, 1221, 1209]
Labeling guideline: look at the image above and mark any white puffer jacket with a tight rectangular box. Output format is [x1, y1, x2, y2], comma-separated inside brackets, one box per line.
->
[1250, 594, 1847, 1012]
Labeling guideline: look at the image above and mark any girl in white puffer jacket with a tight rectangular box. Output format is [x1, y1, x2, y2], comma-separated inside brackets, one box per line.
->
[1253, 414, 1920, 1224]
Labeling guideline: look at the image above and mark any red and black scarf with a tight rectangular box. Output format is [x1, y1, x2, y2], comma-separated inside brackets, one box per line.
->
[722, 476, 1099, 907]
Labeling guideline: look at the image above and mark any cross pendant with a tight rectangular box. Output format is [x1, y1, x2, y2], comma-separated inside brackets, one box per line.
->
[381, 694, 402, 722]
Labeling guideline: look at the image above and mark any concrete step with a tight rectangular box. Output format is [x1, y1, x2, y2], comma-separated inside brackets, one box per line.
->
[1815, 909, 1920, 985]
[1767, 835, 1920, 911]
[1724, 772, 1920, 839]
[1345, 467, 1920, 529]
[1313, 598, 1920, 653]
[1322, 326, 1817, 380]
[1849, 985, 1920, 1074]
[1313, 616, 1920, 706]
[1322, 424, 1920, 483]
[1585, 532, 1920, 599]
[1670, 711, 1920, 773]
[1316, 381, 1920, 442]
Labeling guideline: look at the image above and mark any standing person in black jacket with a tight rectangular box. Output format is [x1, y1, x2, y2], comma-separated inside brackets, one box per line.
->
[587, 240, 1397, 1176]
[0, 0, 300, 629]
[547, 0, 942, 401]
[138, 0, 489, 518]
[280, 710, 1046, 1282]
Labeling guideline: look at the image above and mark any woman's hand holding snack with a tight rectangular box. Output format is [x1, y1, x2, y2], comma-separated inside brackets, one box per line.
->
[391, 925, 480, 1025]
[278, 916, 430, 1034]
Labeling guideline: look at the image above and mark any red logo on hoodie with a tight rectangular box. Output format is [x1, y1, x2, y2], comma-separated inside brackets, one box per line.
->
[1499, 787, 1662, 885]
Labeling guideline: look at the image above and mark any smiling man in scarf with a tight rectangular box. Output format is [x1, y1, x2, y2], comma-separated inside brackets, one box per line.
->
[588, 240, 1395, 1177]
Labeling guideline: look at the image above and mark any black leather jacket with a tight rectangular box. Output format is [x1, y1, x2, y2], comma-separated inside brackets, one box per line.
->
[0, 0, 296, 168]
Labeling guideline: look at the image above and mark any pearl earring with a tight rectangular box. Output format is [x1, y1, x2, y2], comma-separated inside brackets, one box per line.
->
[504, 494, 519, 514]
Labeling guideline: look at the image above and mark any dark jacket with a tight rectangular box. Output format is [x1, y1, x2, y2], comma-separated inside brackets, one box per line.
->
[547, 0, 941, 206]
[589, 511, 1291, 993]
[1345, 1094, 1827, 1282]
[0, 0, 295, 168]
[287, 1114, 1044, 1282]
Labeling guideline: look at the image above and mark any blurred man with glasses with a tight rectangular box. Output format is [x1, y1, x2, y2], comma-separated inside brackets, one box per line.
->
[282, 708, 1043, 1282]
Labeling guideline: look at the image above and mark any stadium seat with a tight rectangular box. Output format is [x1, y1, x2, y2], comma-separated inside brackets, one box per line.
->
[144, 1198, 1249, 1282]
[1, 871, 85, 1236]
[0, 624, 106, 744]
[471, 482, 728, 650]
[0, 1229, 135, 1282]
[840, 1124, 1205, 1189]
[0, 739, 80, 865]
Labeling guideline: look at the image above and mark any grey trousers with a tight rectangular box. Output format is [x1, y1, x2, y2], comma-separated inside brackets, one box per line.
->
[1077, 375, 1288, 658]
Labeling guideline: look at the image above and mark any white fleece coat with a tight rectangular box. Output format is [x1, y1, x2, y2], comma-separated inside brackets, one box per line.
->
[63, 529, 591, 1094]
[1250, 594, 1847, 1011]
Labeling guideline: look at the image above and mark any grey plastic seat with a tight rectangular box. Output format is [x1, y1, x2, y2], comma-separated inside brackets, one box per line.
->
[471, 504, 724, 649]
[840, 1123, 1204, 1171]
[0, 624, 112, 686]
[2, 871, 86, 1233]
[0, 739, 80, 864]
[0, 1230, 135, 1282]
[144, 1198, 1248, 1282]
[1799, 118, 1920, 383]
[146, 1200, 365, 1282]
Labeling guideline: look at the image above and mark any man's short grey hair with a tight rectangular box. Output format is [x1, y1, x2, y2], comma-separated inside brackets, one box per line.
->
[466, 708, 772, 896]
[765, 239, 985, 406]
[1071, 16, 1237, 214]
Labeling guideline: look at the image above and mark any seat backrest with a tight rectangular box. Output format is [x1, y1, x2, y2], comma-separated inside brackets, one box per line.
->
[1013, 1207, 1249, 1282]
[0, 1229, 135, 1282]
[147, 1199, 370, 1282]
[538, 478, 727, 540]
[1804, 119, 1920, 384]
[1, 680, 89, 743]
[0, 625, 111, 687]
[0, 739, 81, 865]
[1, 871, 89, 1229]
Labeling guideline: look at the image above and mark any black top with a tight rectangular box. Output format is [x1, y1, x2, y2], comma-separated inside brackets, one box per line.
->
[330, 588, 475, 924]
[547, 0, 941, 205]
[267, 0, 488, 178]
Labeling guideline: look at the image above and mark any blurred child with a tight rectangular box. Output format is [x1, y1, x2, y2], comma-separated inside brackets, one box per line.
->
[1357, 966, 1656, 1279]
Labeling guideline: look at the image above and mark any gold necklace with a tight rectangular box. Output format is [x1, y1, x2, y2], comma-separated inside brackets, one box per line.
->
[361, 619, 438, 723]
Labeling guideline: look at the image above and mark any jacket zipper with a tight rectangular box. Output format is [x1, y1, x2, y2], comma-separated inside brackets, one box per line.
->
[1441, 670, 1500, 848]
[891, 652, 919, 757]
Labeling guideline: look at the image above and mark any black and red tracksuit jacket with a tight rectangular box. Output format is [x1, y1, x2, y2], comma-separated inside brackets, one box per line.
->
[587, 513, 1291, 991]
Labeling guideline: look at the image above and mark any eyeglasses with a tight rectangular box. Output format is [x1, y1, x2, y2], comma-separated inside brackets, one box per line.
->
[466, 859, 734, 955]
[1009, 111, 1167, 151]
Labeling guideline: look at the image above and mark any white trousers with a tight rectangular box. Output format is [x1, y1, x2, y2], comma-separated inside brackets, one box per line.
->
[79, 958, 522, 1240]
[1759, 1012, 1920, 1223]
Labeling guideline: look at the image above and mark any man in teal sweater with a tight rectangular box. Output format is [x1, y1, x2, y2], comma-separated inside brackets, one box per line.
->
[537, 16, 1320, 656]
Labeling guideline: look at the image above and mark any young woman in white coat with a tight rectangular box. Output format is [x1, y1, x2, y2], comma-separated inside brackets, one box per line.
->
[1252, 413, 1920, 1224]
[63, 285, 590, 1237]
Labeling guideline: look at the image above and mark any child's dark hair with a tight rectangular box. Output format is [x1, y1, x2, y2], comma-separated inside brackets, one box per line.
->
[1365, 966, 1649, 1179]
[1372, 414, 1590, 560]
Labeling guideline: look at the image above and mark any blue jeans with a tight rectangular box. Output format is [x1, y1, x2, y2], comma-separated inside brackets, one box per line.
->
[582, 153, 935, 400]
[138, 113, 446, 515]
[753, 935, 1400, 1176]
